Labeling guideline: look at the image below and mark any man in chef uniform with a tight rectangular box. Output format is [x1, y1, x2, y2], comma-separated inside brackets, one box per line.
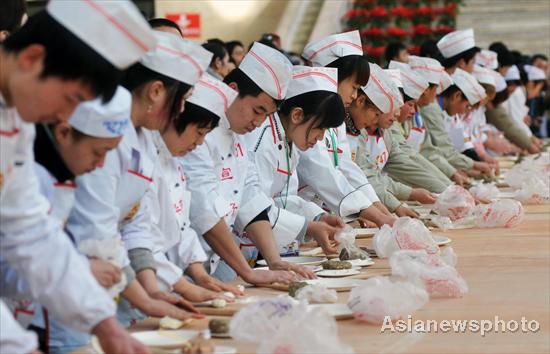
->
[0, 0, 156, 352]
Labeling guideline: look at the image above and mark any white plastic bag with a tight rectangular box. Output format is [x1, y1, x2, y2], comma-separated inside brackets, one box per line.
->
[390, 250, 468, 298]
[430, 215, 477, 231]
[347, 276, 428, 324]
[230, 297, 353, 353]
[79, 239, 127, 297]
[372, 217, 439, 258]
[434, 185, 475, 221]
[440, 246, 457, 267]
[295, 284, 338, 304]
[474, 199, 524, 228]
[513, 177, 549, 204]
[335, 225, 370, 260]
[469, 183, 499, 200]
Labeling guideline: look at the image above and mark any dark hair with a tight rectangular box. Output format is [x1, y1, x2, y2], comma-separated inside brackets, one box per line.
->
[122, 63, 191, 126]
[489, 42, 515, 68]
[148, 18, 182, 36]
[0, 0, 26, 33]
[202, 41, 228, 67]
[530, 54, 548, 64]
[223, 68, 263, 98]
[355, 89, 379, 109]
[419, 40, 444, 63]
[400, 87, 414, 102]
[492, 89, 510, 105]
[206, 38, 226, 47]
[174, 102, 220, 135]
[326, 55, 370, 86]
[279, 91, 345, 131]
[3, 11, 121, 102]
[384, 42, 407, 65]
[441, 47, 480, 69]
[441, 84, 467, 101]
[226, 40, 244, 57]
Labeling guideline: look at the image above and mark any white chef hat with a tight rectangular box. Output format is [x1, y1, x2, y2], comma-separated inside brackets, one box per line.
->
[494, 73, 507, 93]
[140, 31, 212, 86]
[437, 29, 476, 59]
[361, 63, 404, 114]
[473, 65, 496, 87]
[47, 0, 156, 69]
[524, 65, 546, 81]
[504, 65, 520, 81]
[476, 49, 498, 70]
[408, 55, 444, 85]
[187, 75, 238, 120]
[302, 30, 363, 67]
[285, 66, 338, 99]
[69, 86, 131, 138]
[239, 42, 293, 100]
[451, 68, 487, 105]
[385, 69, 403, 89]
[437, 71, 455, 94]
[388, 61, 429, 100]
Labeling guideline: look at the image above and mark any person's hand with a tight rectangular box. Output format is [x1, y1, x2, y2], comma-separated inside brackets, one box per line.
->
[474, 196, 491, 204]
[307, 221, 339, 255]
[395, 205, 419, 218]
[355, 217, 378, 228]
[527, 142, 541, 154]
[410, 188, 437, 204]
[473, 161, 492, 175]
[93, 317, 150, 354]
[150, 291, 201, 314]
[451, 172, 469, 187]
[269, 260, 316, 279]
[176, 284, 233, 303]
[89, 259, 121, 288]
[319, 214, 345, 228]
[193, 274, 244, 297]
[373, 201, 393, 216]
[242, 269, 296, 285]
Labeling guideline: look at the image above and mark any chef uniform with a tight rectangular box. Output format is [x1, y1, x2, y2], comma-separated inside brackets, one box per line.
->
[147, 75, 237, 292]
[503, 65, 539, 139]
[295, 31, 380, 221]
[182, 42, 293, 281]
[382, 63, 451, 193]
[0, 1, 155, 351]
[469, 65, 498, 153]
[244, 66, 338, 254]
[66, 32, 211, 324]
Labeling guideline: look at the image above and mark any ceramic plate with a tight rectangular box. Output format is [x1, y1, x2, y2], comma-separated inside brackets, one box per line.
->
[316, 269, 361, 278]
[341, 258, 374, 267]
[256, 256, 327, 266]
[304, 278, 367, 291]
[432, 235, 452, 246]
[309, 303, 353, 320]
[354, 228, 379, 238]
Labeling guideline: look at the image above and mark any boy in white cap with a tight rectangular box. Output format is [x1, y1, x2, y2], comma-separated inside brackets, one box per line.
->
[0, 1, 155, 352]
[244, 66, 347, 257]
[437, 28, 479, 74]
[182, 43, 314, 283]
[297, 31, 396, 228]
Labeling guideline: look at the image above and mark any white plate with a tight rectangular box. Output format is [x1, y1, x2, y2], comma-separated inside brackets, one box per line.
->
[304, 278, 366, 291]
[432, 235, 452, 246]
[309, 303, 353, 319]
[354, 227, 379, 238]
[256, 256, 327, 266]
[341, 258, 374, 267]
[316, 269, 361, 278]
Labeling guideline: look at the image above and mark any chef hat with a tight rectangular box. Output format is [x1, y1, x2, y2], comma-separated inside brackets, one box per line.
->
[140, 31, 212, 86]
[388, 61, 429, 100]
[47, 0, 156, 69]
[69, 86, 131, 138]
[385, 69, 403, 89]
[451, 68, 487, 105]
[408, 55, 444, 85]
[437, 29, 476, 59]
[504, 65, 520, 81]
[239, 42, 293, 100]
[476, 49, 498, 70]
[473, 65, 496, 87]
[437, 71, 455, 94]
[524, 65, 546, 81]
[361, 63, 404, 114]
[494, 73, 507, 93]
[285, 66, 338, 99]
[187, 75, 238, 120]
[302, 30, 363, 67]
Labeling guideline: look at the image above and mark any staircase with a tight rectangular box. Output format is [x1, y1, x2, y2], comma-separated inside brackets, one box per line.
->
[277, 0, 325, 54]
[456, 0, 550, 56]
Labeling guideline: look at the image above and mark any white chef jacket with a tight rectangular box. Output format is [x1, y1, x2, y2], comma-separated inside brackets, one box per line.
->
[181, 114, 272, 267]
[0, 95, 115, 334]
[503, 87, 533, 138]
[468, 106, 489, 144]
[146, 131, 207, 290]
[297, 123, 378, 221]
[67, 118, 156, 269]
[243, 113, 324, 251]
[0, 299, 37, 354]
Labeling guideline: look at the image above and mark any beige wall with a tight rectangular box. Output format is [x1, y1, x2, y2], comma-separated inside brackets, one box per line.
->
[155, 0, 289, 45]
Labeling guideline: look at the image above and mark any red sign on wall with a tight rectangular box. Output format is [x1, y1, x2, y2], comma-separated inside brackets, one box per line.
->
[165, 13, 201, 38]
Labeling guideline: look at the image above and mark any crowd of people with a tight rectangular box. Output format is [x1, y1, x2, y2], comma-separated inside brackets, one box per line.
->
[0, 0, 548, 353]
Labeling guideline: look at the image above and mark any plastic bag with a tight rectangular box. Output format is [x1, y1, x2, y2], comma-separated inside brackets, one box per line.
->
[79, 239, 127, 297]
[513, 177, 549, 204]
[430, 215, 477, 231]
[434, 185, 475, 221]
[295, 284, 338, 304]
[347, 276, 428, 324]
[390, 250, 468, 298]
[474, 199, 524, 228]
[335, 225, 370, 261]
[440, 246, 457, 267]
[230, 297, 353, 353]
[372, 217, 439, 258]
[469, 183, 499, 200]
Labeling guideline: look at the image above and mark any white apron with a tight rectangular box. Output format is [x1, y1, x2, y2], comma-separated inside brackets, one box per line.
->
[364, 129, 389, 170]
[405, 112, 426, 152]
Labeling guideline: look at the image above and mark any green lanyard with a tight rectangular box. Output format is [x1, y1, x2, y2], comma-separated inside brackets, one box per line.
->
[280, 140, 291, 209]
[329, 128, 339, 167]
